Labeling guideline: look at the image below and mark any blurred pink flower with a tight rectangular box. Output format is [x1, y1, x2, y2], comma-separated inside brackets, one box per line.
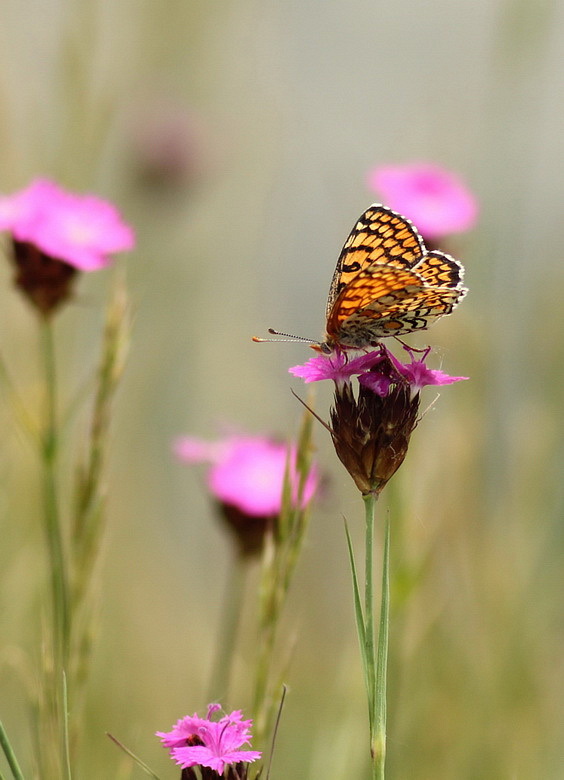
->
[0, 179, 134, 271]
[173, 433, 318, 517]
[367, 162, 478, 239]
[157, 704, 261, 774]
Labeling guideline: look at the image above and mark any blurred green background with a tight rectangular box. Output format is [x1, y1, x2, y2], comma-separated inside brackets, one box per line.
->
[1, 0, 564, 777]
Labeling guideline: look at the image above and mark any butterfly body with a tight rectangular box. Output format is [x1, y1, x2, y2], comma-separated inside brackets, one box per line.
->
[316, 204, 467, 353]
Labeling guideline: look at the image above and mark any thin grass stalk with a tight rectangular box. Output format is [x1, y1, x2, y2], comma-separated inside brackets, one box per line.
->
[69, 276, 130, 751]
[62, 672, 72, 780]
[253, 411, 314, 744]
[0, 721, 25, 780]
[72, 276, 129, 604]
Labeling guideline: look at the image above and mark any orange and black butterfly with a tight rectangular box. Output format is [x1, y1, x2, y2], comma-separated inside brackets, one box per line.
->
[255, 204, 466, 352]
[317, 204, 467, 352]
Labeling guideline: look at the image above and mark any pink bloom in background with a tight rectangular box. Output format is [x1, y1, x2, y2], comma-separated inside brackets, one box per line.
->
[367, 162, 478, 239]
[157, 704, 261, 774]
[173, 433, 318, 517]
[0, 179, 134, 271]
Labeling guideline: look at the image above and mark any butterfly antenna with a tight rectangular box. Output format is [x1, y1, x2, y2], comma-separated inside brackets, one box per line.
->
[252, 328, 316, 344]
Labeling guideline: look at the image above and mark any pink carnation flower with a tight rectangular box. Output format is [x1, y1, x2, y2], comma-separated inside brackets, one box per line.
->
[289, 349, 383, 390]
[359, 346, 467, 395]
[173, 433, 318, 517]
[367, 162, 478, 239]
[290, 345, 467, 397]
[0, 179, 134, 271]
[157, 704, 261, 775]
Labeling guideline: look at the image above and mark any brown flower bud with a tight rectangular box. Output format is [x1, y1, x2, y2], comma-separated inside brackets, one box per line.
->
[216, 501, 273, 558]
[330, 377, 419, 495]
[11, 239, 77, 317]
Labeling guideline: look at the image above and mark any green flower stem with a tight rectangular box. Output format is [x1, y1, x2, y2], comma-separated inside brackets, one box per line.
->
[40, 320, 70, 669]
[363, 493, 377, 736]
[40, 319, 70, 777]
[373, 511, 390, 779]
[207, 552, 248, 702]
[0, 721, 25, 780]
[362, 492, 390, 780]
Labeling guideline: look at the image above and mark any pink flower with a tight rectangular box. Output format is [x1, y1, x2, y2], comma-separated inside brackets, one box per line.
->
[367, 162, 478, 239]
[0, 179, 134, 271]
[157, 704, 261, 775]
[289, 349, 383, 389]
[290, 345, 467, 397]
[381, 346, 468, 393]
[173, 433, 318, 517]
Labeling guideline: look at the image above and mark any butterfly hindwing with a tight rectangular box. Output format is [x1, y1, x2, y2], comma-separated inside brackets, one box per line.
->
[411, 250, 465, 289]
[326, 264, 425, 335]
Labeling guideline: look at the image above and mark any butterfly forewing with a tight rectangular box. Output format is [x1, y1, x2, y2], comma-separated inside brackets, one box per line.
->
[326, 204, 426, 317]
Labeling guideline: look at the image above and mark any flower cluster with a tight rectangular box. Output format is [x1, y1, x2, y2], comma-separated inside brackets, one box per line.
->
[290, 345, 466, 494]
[367, 162, 477, 240]
[174, 432, 319, 555]
[157, 704, 261, 779]
[0, 179, 134, 315]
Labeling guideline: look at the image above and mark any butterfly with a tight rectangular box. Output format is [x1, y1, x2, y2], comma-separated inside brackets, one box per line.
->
[316, 204, 467, 352]
[254, 204, 467, 353]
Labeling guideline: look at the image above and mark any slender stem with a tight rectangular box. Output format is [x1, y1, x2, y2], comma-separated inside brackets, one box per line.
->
[0, 721, 25, 780]
[363, 493, 377, 737]
[207, 552, 248, 702]
[62, 672, 72, 780]
[252, 526, 283, 744]
[40, 320, 70, 668]
[40, 319, 71, 776]
[373, 511, 391, 779]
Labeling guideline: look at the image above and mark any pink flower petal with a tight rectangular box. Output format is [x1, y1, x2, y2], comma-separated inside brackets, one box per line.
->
[289, 349, 383, 388]
[157, 705, 262, 774]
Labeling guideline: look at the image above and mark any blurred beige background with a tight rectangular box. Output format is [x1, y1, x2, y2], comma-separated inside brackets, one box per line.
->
[1, 1, 564, 777]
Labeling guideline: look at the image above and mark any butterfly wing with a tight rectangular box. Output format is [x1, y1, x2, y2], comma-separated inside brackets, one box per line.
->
[326, 204, 426, 318]
[325, 264, 466, 347]
[412, 250, 466, 290]
[325, 264, 425, 346]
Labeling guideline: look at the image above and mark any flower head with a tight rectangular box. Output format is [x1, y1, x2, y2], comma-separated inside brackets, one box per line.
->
[367, 162, 477, 239]
[157, 704, 261, 777]
[174, 432, 319, 555]
[0, 179, 134, 271]
[291, 345, 466, 395]
[0, 179, 134, 315]
[326, 350, 420, 494]
[290, 345, 467, 494]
